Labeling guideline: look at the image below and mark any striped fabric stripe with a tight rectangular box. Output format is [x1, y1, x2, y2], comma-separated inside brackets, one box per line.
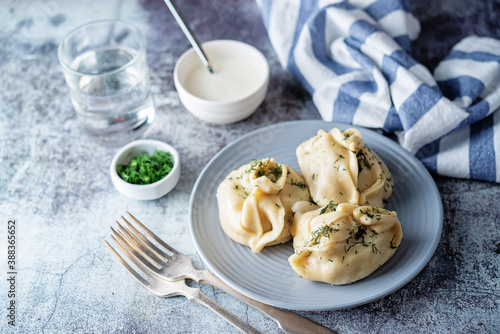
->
[258, 0, 500, 183]
[469, 115, 496, 181]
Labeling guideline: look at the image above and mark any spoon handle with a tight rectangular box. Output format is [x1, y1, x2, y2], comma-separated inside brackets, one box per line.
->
[164, 0, 214, 73]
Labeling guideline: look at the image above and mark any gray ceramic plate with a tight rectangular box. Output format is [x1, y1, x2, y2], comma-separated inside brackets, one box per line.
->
[189, 120, 443, 310]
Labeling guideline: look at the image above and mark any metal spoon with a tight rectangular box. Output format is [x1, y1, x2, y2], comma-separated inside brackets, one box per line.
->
[164, 0, 214, 73]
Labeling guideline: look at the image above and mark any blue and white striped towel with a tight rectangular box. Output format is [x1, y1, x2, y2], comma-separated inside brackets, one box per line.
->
[258, 0, 500, 183]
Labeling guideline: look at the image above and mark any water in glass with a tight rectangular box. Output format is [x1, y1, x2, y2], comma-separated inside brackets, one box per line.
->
[70, 45, 155, 146]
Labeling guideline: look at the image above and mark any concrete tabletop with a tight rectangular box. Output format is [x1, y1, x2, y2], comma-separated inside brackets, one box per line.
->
[1, 0, 499, 333]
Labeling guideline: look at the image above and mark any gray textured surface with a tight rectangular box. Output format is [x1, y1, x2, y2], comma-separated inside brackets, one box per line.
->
[0, 0, 499, 333]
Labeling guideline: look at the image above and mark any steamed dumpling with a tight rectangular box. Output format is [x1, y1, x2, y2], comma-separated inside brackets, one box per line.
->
[296, 128, 393, 208]
[289, 201, 403, 285]
[217, 158, 311, 253]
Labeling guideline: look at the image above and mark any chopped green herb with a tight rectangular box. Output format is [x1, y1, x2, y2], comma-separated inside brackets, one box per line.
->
[361, 209, 375, 219]
[308, 223, 340, 245]
[319, 201, 338, 215]
[247, 159, 269, 177]
[342, 132, 352, 141]
[267, 164, 283, 183]
[290, 179, 307, 190]
[357, 149, 374, 172]
[353, 224, 367, 242]
[247, 160, 283, 183]
[333, 155, 345, 165]
[118, 150, 174, 185]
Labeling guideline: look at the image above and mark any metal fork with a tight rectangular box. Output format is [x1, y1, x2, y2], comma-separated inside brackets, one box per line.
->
[105, 231, 261, 334]
[111, 212, 336, 334]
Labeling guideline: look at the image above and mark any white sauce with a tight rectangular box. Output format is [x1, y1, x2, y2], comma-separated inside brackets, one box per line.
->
[184, 58, 262, 102]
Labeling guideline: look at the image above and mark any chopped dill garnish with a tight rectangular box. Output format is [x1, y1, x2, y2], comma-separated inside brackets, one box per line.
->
[246, 160, 283, 183]
[333, 155, 345, 165]
[308, 224, 340, 245]
[118, 150, 174, 185]
[357, 149, 374, 172]
[342, 132, 352, 141]
[290, 179, 307, 190]
[319, 201, 338, 215]
[267, 164, 283, 183]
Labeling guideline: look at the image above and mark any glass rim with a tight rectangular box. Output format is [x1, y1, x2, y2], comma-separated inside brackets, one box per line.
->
[57, 19, 146, 77]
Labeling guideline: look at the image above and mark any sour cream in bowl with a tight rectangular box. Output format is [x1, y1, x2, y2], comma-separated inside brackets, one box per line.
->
[174, 40, 269, 124]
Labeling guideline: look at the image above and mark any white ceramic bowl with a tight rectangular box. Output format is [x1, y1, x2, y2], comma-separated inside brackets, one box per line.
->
[110, 139, 181, 200]
[174, 39, 269, 124]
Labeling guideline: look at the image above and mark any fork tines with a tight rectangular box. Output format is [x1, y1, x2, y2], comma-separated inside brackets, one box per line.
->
[108, 212, 174, 274]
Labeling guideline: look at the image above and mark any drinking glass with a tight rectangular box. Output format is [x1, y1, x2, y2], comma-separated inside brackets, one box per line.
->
[58, 20, 155, 146]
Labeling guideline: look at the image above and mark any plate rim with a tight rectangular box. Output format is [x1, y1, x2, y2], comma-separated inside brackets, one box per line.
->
[188, 119, 443, 310]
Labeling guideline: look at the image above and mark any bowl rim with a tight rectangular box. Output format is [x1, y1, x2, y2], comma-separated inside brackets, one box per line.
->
[173, 39, 270, 106]
[110, 139, 180, 190]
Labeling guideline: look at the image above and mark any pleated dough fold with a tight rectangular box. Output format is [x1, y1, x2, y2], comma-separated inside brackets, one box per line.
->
[217, 158, 311, 253]
[296, 128, 394, 208]
[289, 201, 403, 285]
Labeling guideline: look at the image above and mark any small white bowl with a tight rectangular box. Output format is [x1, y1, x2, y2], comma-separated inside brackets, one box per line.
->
[110, 139, 181, 200]
[174, 39, 269, 124]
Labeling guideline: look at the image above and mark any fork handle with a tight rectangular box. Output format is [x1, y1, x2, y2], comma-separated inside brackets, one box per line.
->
[197, 270, 336, 334]
[187, 287, 261, 334]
